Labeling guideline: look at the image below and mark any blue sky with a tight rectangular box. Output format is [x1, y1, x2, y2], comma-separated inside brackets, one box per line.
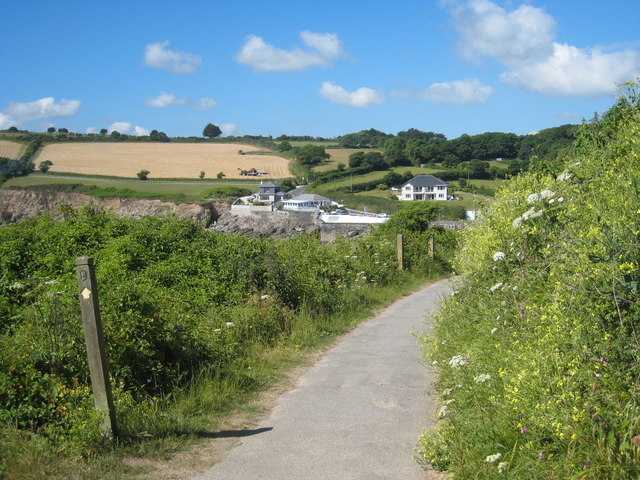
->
[2, 0, 639, 140]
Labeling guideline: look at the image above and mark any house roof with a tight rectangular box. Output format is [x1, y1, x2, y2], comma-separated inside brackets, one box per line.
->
[259, 181, 278, 189]
[402, 175, 448, 188]
[289, 193, 330, 202]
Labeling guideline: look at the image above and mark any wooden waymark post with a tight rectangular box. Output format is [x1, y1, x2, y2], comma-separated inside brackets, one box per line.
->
[75, 256, 117, 438]
[397, 234, 404, 271]
[428, 234, 434, 260]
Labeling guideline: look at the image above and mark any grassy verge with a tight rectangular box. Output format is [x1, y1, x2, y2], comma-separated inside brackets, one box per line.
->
[1, 272, 443, 480]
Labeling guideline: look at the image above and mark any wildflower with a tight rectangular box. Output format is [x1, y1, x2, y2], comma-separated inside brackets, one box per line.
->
[485, 453, 502, 463]
[520, 428, 529, 434]
[512, 217, 523, 229]
[539, 452, 545, 457]
[493, 252, 506, 261]
[527, 193, 540, 204]
[595, 373, 601, 378]
[557, 197, 564, 203]
[599, 356, 606, 362]
[491, 327, 498, 334]
[474, 374, 491, 383]
[498, 461, 508, 473]
[438, 405, 449, 418]
[214, 328, 222, 333]
[522, 208, 536, 220]
[557, 170, 573, 181]
[448, 355, 466, 368]
[442, 388, 453, 397]
[9, 282, 25, 290]
[540, 189, 555, 199]
[260, 294, 270, 300]
[225, 322, 234, 327]
[490, 282, 503, 292]
[583, 465, 590, 470]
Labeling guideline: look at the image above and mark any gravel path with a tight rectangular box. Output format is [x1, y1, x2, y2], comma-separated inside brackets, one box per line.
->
[194, 279, 452, 480]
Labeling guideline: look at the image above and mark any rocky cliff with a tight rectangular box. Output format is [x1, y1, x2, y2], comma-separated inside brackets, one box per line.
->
[0, 189, 225, 226]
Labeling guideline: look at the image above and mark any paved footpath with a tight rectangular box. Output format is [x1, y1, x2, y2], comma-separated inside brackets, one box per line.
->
[195, 279, 452, 480]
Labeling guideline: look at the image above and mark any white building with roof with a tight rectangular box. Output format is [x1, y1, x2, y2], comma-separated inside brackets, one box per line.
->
[281, 193, 332, 210]
[400, 175, 448, 201]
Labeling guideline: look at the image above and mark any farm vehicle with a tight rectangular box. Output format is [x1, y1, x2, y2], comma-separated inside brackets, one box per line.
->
[238, 167, 269, 176]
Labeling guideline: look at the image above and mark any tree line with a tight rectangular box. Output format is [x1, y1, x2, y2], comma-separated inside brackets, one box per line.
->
[337, 125, 578, 168]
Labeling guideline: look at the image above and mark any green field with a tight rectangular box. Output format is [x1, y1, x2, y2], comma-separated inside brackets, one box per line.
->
[355, 189, 487, 210]
[315, 148, 377, 172]
[3, 174, 261, 202]
[449, 178, 508, 192]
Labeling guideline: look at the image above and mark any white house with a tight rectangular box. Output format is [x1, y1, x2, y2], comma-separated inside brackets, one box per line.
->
[281, 193, 332, 210]
[400, 175, 448, 201]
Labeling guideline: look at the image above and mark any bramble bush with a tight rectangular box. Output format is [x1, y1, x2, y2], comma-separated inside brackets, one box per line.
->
[0, 205, 452, 460]
[417, 82, 640, 478]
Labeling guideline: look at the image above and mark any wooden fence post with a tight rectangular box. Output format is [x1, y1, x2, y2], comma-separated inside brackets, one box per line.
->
[428, 234, 434, 260]
[75, 256, 117, 438]
[397, 233, 404, 271]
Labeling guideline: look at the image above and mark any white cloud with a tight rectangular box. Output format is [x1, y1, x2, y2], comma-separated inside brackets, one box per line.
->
[134, 126, 150, 136]
[319, 82, 385, 108]
[451, 0, 556, 66]
[220, 123, 238, 136]
[108, 122, 149, 136]
[194, 97, 218, 110]
[143, 41, 202, 74]
[5, 97, 81, 121]
[146, 92, 187, 107]
[421, 78, 494, 104]
[0, 113, 17, 129]
[235, 31, 344, 72]
[500, 43, 640, 96]
[86, 127, 96, 134]
[446, 0, 640, 96]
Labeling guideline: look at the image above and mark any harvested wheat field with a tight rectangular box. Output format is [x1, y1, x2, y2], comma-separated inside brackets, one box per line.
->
[0, 141, 24, 159]
[37, 143, 291, 179]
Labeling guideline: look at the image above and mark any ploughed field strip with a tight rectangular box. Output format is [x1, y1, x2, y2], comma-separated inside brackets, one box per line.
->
[0, 140, 23, 159]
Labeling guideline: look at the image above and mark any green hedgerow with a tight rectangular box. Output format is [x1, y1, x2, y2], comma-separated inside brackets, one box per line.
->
[418, 81, 640, 478]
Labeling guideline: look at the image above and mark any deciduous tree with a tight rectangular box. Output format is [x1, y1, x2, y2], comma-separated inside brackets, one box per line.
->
[203, 123, 222, 138]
